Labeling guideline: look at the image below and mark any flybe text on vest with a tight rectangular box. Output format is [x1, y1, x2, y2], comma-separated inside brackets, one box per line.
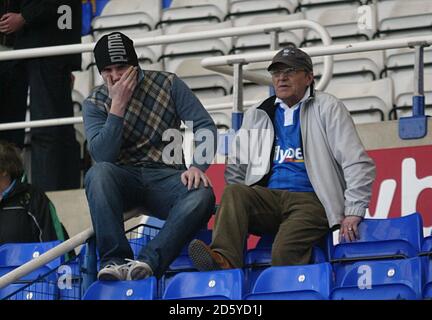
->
[274, 145, 304, 163]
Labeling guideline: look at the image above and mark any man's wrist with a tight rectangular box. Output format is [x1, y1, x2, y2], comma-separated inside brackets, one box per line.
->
[109, 101, 126, 117]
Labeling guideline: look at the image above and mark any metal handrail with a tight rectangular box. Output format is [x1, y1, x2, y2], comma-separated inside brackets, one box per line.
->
[202, 34, 432, 91]
[2, 35, 432, 131]
[0, 19, 333, 130]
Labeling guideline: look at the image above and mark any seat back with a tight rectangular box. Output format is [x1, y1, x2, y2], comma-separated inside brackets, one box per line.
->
[232, 13, 305, 53]
[246, 234, 327, 266]
[304, 6, 374, 45]
[313, 50, 384, 84]
[377, 0, 432, 37]
[422, 235, 432, 254]
[244, 234, 327, 291]
[163, 269, 244, 300]
[168, 229, 212, 272]
[326, 78, 394, 123]
[161, 0, 227, 33]
[82, 278, 157, 300]
[0, 240, 63, 270]
[174, 57, 233, 100]
[129, 234, 152, 259]
[228, 0, 295, 19]
[0, 282, 58, 300]
[93, 0, 160, 33]
[327, 213, 424, 262]
[245, 263, 333, 300]
[331, 257, 423, 300]
[422, 255, 432, 299]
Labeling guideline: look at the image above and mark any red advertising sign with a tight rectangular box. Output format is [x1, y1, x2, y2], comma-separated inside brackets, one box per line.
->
[368, 145, 432, 232]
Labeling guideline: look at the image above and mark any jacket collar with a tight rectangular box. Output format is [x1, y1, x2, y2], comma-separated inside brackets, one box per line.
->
[1, 180, 27, 201]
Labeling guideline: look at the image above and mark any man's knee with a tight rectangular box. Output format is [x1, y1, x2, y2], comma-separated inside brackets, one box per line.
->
[192, 187, 216, 212]
[221, 184, 252, 200]
[271, 236, 313, 266]
[84, 162, 118, 188]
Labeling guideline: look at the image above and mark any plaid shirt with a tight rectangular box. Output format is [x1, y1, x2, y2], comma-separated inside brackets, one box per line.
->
[86, 70, 183, 167]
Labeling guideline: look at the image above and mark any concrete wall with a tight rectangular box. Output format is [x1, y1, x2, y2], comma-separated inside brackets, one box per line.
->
[46, 189, 144, 238]
[358, 119, 432, 150]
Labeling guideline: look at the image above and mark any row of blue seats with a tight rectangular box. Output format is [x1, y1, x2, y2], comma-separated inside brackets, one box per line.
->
[83, 256, 432, 300]
[84, 212, 432, 300]
[3, 252, 431, 300]
[1, 212, 431, 299]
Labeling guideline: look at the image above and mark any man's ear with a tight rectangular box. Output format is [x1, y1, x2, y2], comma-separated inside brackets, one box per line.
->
[307, 72, 314, 86]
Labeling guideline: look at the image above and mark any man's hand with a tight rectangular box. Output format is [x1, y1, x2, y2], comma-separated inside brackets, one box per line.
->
[0, 13, 25, 34]
[339, 215, 362, 243]
[106, 66, 138, 117]
[181, 166, 213, 190]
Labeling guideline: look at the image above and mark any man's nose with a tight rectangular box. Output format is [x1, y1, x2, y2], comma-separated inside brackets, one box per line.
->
[277, 72, 289, 80]
[112, 70, 122, 81]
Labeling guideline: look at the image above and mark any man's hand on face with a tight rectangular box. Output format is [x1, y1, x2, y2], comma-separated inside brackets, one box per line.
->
[181, 166, 213, 191]
[0, 13, 25, 34]
[106, 66, 138, 117]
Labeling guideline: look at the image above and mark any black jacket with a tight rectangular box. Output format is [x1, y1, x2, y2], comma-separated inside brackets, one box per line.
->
[12, 0, 82, 70]
[0, 181, 63, 245]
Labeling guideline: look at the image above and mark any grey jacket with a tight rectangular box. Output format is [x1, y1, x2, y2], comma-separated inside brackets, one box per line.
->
[225, 91, 376, 228]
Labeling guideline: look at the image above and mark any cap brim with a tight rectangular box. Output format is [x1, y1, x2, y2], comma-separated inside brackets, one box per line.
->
[267, 61, 293, 71]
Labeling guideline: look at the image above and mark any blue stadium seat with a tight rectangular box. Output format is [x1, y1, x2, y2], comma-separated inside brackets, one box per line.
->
[0, 282, 58, 300]
[422, 256, 432, 299]
[82, 277, 157, 300]
[246, 234, 327, 266]
[78, 234, 151, 263]
[159, 229, 212, 297]
[0, 241, 63, 281]
[421, 235, 432, 254]
[244, 234, 327, 291]
[81, 1, 93, 35]
[169, 229, 212, 272]
[331, 257, 423, 300]
[162, 269, 244, 300]
[327, 213, 423, 262]
[129, 234, 152, 259]
[94, 0, 110, 17]
[421, 234, 432, 299]
[162, 0, 172, 9]
[244, 263, 333, 300]
[0, 283, 26, 300]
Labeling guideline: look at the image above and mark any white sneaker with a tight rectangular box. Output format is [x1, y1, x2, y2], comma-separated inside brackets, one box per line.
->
[97, 263, 129, 281]
[125, 259, 153, 281]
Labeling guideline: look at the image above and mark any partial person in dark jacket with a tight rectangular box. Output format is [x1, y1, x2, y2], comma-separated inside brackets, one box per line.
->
[0, 0, 25, 148]
[0, 0, 82, 192]
[0, 140, 68, 245]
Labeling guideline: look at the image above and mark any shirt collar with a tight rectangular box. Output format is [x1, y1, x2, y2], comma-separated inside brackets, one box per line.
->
[275, 86, 311, 110]
[1, 179, 16, 200]
[138, 68, 144, 82]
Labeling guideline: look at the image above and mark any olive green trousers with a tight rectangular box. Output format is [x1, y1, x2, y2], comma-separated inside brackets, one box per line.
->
[210, 184, 329, 267]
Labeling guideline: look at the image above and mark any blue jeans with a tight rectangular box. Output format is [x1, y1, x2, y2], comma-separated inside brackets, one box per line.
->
[84, 162, 215, 278]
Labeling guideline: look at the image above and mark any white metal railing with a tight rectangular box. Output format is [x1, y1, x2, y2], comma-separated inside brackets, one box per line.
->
[0, 20, 329, 62]
[0, 117, 83, 131]
[201, 34, 432, 88]
[0, 19, 332, 131]
[2, 34, 432, 132]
